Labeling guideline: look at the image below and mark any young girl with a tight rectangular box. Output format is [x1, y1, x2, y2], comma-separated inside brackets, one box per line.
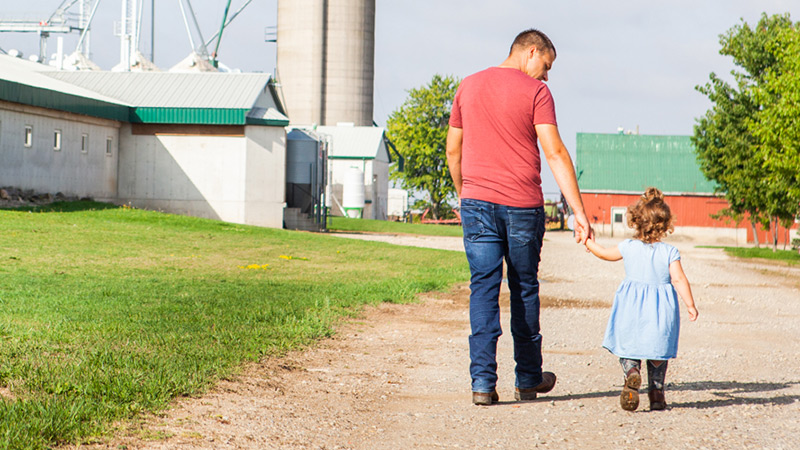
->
[585, 187, 698, 411]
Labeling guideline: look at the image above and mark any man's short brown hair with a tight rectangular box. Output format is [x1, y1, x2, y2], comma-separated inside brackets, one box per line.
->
[509, 29, 556, 57]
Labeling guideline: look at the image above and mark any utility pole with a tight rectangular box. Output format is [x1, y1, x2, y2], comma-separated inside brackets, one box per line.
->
[150, 0, 155, 62]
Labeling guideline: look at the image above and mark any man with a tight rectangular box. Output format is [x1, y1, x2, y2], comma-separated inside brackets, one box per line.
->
[446, 28, 592, 405]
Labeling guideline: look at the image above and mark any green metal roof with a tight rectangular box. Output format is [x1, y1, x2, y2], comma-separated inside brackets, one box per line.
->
[0, 54, 130, 121]
[128, 107, 289, 126]
[0, 78, 130, 122]
[46, 72, 271, 108]
[0, 55, 289, 126]
[49, 72, 289, 126]
[576, 133, 717, 194]
[131, 107, 245, 125]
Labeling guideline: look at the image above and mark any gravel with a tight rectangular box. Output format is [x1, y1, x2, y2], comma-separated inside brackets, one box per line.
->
[70, 232, 800, 450]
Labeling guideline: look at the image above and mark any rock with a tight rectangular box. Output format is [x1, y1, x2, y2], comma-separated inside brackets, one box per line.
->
[0, 189, 8, 200]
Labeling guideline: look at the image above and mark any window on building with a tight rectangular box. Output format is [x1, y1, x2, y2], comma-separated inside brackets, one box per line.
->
[81, 134, 89, 153]
[24, 125, 33, 147]
[53, 129, 62, 151]
[614, 212, 624, 223]
[106, 137, 113, 156]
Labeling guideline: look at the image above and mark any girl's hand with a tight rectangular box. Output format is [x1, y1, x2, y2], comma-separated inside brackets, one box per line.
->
[686, 306, 698, 321]
[585, 237, 622, 261]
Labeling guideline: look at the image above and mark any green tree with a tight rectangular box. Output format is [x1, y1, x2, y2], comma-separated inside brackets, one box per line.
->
[693, 13, 795, 247]
[387, 74, 460, 220]
[750, 25, 800, 250]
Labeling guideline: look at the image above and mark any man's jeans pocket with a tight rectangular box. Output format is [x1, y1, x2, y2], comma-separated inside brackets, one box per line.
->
[508, 209, 543, 246]
[461, 204, 486, 242]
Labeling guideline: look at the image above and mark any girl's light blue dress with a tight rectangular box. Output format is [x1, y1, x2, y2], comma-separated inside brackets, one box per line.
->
[602, 239, 682, 360]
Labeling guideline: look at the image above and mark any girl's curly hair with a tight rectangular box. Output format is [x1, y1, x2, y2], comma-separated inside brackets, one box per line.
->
[627, 187, 674, 243]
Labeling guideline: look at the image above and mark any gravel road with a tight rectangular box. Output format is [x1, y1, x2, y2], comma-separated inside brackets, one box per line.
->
[76, 231, 800, 450]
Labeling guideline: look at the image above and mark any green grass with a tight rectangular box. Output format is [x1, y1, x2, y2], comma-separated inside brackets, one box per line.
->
[0, 202, 469, 449]
[698, 245, 800, 264]
[328, 216, 463, 237]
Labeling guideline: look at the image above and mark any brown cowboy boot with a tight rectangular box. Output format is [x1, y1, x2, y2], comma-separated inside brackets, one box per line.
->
[514, 371, 557, 401]
[620, 367, 641, 411]
[648, 389, 667, 410]
[472, 389, 499, 406]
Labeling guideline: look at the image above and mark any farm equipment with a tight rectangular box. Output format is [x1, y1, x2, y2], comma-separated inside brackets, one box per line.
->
[420, 207, 461, 225]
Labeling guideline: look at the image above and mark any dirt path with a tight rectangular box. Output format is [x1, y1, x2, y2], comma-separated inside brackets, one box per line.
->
[77, 232, 800, 449]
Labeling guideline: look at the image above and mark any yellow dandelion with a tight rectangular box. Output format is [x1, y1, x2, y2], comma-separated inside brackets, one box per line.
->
[279, 255, 308, 261]
[238, 263, 270, 270]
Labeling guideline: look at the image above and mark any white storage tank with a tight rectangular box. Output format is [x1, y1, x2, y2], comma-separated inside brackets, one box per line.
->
[342, 167, 365, 218]
[387, 188, 409, 219]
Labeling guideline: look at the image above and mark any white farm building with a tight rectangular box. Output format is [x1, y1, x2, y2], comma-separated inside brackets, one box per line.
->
[316, 124, 390, 221]
[0, 0, 397, 229]
[0, 54, 290, 228]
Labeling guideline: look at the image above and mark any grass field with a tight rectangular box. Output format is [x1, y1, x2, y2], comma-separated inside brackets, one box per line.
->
[723, 246, 800, 264]
[699, 245, 800, 264]
[328, 216, 463, 237]
[0, 202, 469, 449]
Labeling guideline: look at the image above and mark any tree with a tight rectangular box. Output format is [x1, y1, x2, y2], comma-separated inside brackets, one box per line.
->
[692, 13, 795, 247]
[750, 25, 800, 250]
[386, 74, 460, 220]
[693, 69, 767, 244]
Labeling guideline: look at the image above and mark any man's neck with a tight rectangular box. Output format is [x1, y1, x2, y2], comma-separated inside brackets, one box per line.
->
[498, 54, 523, 71]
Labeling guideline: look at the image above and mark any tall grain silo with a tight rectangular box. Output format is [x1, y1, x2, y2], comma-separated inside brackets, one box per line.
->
[276, 0, 375, 126]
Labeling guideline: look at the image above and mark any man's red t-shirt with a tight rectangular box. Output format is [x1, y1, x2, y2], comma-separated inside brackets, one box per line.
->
[449, 66, 557, 208]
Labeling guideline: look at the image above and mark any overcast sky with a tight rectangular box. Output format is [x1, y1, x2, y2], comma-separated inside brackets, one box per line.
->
[3, 1, 800, 197]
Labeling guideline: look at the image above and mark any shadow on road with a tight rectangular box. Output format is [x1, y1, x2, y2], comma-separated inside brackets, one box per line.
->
[544, 390, 619, 402]
[668, 380, 800, 409]
[541, 380, 800, 409]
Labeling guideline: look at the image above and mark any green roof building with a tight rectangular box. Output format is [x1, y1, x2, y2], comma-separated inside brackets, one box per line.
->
[574, 132, 753, 244]
[576, 133, 717, 195]
[0, 54, 290, 228]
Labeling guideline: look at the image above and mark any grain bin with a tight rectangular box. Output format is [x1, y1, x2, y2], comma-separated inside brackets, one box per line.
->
[286, 129, 327, 229]
[276, 0, 375, 126]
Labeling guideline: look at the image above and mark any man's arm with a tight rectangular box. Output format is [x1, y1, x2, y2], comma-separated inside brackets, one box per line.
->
[535, 123, 592, 243]
[446, 126, 464, 197]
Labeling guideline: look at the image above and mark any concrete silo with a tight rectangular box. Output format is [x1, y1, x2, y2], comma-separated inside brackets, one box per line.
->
[276, 0, 375, 126]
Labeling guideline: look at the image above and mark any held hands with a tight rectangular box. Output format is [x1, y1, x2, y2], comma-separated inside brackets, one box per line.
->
[583, 234, 595, 253]
[573, 214, 593, 245]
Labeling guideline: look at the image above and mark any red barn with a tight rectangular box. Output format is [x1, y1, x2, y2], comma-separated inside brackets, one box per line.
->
[575, 133, 798, 245]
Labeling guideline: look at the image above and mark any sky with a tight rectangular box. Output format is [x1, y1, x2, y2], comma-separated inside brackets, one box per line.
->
[3, 1, 800, 198]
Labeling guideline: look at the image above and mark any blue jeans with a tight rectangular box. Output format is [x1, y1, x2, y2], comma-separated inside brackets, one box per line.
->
[460, 198, 546, 393]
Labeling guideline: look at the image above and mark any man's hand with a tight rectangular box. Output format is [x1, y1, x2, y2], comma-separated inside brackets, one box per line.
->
[573, 213, 593, 244]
